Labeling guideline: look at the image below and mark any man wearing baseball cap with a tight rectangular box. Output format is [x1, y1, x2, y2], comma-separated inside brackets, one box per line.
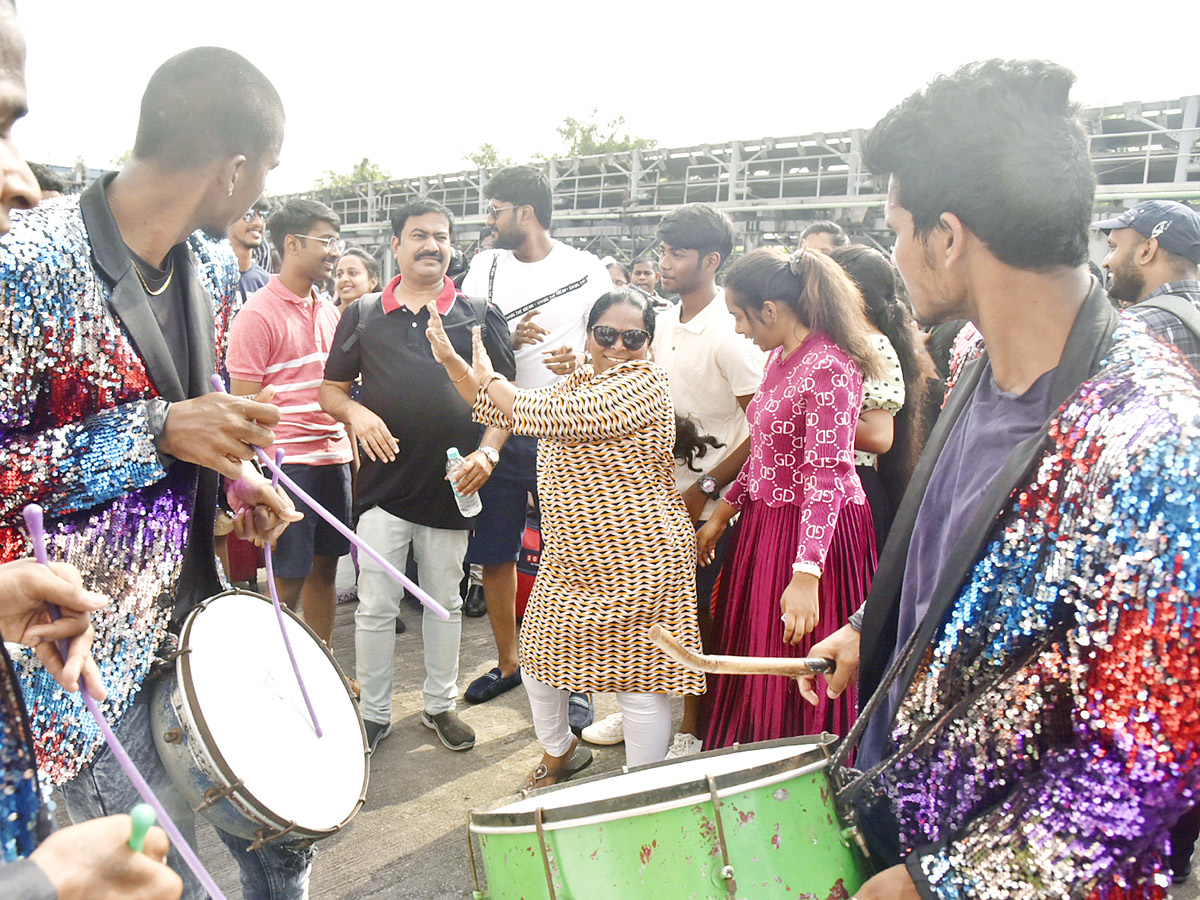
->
[1098, 200, 1200, 367]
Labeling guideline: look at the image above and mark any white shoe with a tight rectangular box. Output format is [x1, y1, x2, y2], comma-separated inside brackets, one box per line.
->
[664, 732, 703, 759]
[581, 712, 624, 745]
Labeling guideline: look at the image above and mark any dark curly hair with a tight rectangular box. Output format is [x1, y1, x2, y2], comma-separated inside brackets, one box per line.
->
[864, 59, 1093, 271]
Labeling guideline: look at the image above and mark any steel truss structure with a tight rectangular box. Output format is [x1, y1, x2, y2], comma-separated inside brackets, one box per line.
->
[273, 95, 1199, 278]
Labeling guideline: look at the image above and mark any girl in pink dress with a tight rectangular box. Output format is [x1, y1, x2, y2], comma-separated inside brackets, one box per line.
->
[698, 247, 883, 747]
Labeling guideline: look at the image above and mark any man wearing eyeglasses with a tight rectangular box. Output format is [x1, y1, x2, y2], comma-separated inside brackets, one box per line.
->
[459, 166, 613, 716]
[229, 198, 271, 317]
[226, 198, 353, 647]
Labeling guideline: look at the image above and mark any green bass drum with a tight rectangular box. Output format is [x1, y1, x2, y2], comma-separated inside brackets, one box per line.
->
[468, 735, 869, 899]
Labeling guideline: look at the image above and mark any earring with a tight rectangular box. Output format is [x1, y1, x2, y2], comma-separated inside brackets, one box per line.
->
[227, 186, 234, 197]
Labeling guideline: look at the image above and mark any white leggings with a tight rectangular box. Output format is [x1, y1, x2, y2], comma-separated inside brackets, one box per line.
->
[523, 672, 672, 767]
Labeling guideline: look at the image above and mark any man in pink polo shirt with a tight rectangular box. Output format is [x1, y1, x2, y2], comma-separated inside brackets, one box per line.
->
[226, 198, 353, 646]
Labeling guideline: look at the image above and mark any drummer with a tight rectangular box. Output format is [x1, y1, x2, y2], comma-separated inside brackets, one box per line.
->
[0, 45, 308, 899]
[0, 559, 182, 900]
[800, 60, 1200, 896]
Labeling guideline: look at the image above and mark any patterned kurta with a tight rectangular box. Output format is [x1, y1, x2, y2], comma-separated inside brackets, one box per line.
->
[723, 333, 867, 571]
[854, 333, 905, 468]
[0, 195, 237, 785]
[475, 359, 706, 694]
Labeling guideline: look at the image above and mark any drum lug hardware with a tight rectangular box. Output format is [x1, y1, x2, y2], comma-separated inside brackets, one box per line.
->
[533, 807, 559, 900]
[705, 774, 739, 898]
[195, 779, 245, 813]
[466, 810, 484, 899]
[162, 728, 185, 745]
[248, 821, 298, 852]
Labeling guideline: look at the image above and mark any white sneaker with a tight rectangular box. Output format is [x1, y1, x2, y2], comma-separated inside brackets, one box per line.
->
[581, 712, 624, 745]
[664, 732, 703, 759]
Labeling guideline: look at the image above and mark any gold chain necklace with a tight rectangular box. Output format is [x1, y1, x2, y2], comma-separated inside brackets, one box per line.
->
[133, 256, 175, 296]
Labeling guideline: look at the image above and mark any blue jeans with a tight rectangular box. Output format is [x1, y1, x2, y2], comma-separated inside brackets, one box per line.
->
[61, 700, 314, 900]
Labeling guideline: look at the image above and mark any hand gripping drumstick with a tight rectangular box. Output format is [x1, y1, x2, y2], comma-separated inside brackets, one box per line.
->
[23, 504, 230, 900]
[263, 448, 322, 737]
[648, 624, 836, 677]
[211, 375, 448, 619]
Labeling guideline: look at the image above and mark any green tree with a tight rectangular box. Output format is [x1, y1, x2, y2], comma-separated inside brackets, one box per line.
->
[553, 110, 657, 158]
[315, 157, 391, 190]
[111, 148, 133, 168]
[463, 142, 512, 169]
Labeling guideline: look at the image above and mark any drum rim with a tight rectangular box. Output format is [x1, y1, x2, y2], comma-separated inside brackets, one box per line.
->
[470, 734, 837, 833]
[176, 588, 370, 836]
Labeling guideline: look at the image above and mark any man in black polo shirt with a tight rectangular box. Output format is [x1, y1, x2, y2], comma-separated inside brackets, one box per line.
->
[321, 199, 515, 753]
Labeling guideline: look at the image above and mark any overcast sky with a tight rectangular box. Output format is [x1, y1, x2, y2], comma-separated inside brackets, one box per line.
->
[16, 0, 1197, 194]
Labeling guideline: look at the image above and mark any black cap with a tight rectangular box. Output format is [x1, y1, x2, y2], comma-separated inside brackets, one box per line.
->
[1095, 200, 1200, 265]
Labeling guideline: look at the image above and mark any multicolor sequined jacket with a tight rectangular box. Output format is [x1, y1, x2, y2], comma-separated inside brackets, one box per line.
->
[858, 284, 1200, 899]
[0, 175, 237, 785]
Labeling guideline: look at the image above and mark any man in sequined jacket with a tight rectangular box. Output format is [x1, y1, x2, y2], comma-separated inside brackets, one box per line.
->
[800, 61, 1200, 899]
[0, 49, 311, 899]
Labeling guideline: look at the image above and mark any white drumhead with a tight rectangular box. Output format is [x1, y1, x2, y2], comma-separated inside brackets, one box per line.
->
[498, 742, 820, 813]
[183, 594, 365, 830]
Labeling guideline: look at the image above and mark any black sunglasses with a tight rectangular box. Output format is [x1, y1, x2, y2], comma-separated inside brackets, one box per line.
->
[590, 325, 650, 351]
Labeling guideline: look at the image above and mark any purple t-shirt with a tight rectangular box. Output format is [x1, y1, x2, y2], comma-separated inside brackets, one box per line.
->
[859, 361, 1057, 766]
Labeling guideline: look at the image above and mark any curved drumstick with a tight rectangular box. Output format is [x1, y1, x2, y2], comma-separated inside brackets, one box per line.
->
[23, 505, 229, 900]
[263, 449, 322, 737]
[211, 375, 448, 619]
[648, 624, 836, 676]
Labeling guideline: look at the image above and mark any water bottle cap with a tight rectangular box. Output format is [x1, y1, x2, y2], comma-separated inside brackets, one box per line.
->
[447, 447, 461, 460]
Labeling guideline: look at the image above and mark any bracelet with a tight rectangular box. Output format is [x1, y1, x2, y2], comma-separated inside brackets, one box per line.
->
[481, 373, 507, 393]
[453, 368, 473, 385]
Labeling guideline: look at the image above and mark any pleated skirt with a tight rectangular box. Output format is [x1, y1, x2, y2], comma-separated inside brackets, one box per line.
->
[703, 497, 877, 749]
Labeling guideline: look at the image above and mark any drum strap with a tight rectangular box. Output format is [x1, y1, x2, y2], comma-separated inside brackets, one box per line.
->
[832, 623, 1064, 814]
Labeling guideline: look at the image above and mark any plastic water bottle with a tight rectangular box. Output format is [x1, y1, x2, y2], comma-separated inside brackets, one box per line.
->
[446, 448, 483, 517]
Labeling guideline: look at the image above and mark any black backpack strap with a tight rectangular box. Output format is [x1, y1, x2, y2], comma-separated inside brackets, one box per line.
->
[1138, 294, 1200, 343]
[468, 293, 489, 339]
[340, 291, 383, 352]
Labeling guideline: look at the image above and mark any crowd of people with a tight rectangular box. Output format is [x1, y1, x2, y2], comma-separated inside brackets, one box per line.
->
[0, 1, 1199, 896]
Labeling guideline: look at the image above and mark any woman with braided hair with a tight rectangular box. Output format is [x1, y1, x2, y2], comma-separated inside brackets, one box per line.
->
[830, 244, 938, 546]
[697, 246, 882, 746]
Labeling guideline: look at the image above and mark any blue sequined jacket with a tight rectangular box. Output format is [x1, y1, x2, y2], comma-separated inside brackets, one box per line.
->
[856, 284, 1200, 899]
[0, 175, 237, 784]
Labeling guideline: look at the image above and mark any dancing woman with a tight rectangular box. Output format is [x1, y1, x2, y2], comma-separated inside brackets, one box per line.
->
[426, 287, 705, 788]
[698, 247, 882, 747]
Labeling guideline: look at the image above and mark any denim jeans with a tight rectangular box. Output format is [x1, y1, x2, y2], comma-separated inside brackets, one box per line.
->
[355, 506, 467, 723]
[61, 700, 314, 900]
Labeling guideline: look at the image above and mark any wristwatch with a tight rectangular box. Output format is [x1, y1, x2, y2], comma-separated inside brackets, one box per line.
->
[478, 445, 500, 466]
[698, 475, 721, 500]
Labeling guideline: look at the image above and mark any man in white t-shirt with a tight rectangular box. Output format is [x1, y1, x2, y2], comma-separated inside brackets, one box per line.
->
[583, 203, 765, 756]
[459, 166, 612, 715]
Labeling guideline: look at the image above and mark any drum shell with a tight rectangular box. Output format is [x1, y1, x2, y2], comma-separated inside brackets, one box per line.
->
[470, 736, 867, 900]
[151, 673, 308, 842]
[149, 589, 368, 845]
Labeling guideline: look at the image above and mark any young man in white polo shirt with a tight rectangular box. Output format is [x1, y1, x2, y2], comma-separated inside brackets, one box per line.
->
[583, 204, 764, 756]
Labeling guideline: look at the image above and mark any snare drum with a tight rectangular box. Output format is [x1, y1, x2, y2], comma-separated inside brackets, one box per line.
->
[469, 735, 868, 900]
[150, 590, 369, 848]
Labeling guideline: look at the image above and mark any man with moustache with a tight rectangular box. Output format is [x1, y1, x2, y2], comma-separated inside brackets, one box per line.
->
[1099, 200, 1200, 367]
[0, 45, 305, 898]
[227, 199, 352, 649]
[458, 166, 610, 715]
[321, 199, 515, 752]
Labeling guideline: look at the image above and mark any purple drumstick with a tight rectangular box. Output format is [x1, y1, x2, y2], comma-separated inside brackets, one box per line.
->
[262, 448, 322, 737]
[212, 375, 449, 620]
[22, 504, 229, 900]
